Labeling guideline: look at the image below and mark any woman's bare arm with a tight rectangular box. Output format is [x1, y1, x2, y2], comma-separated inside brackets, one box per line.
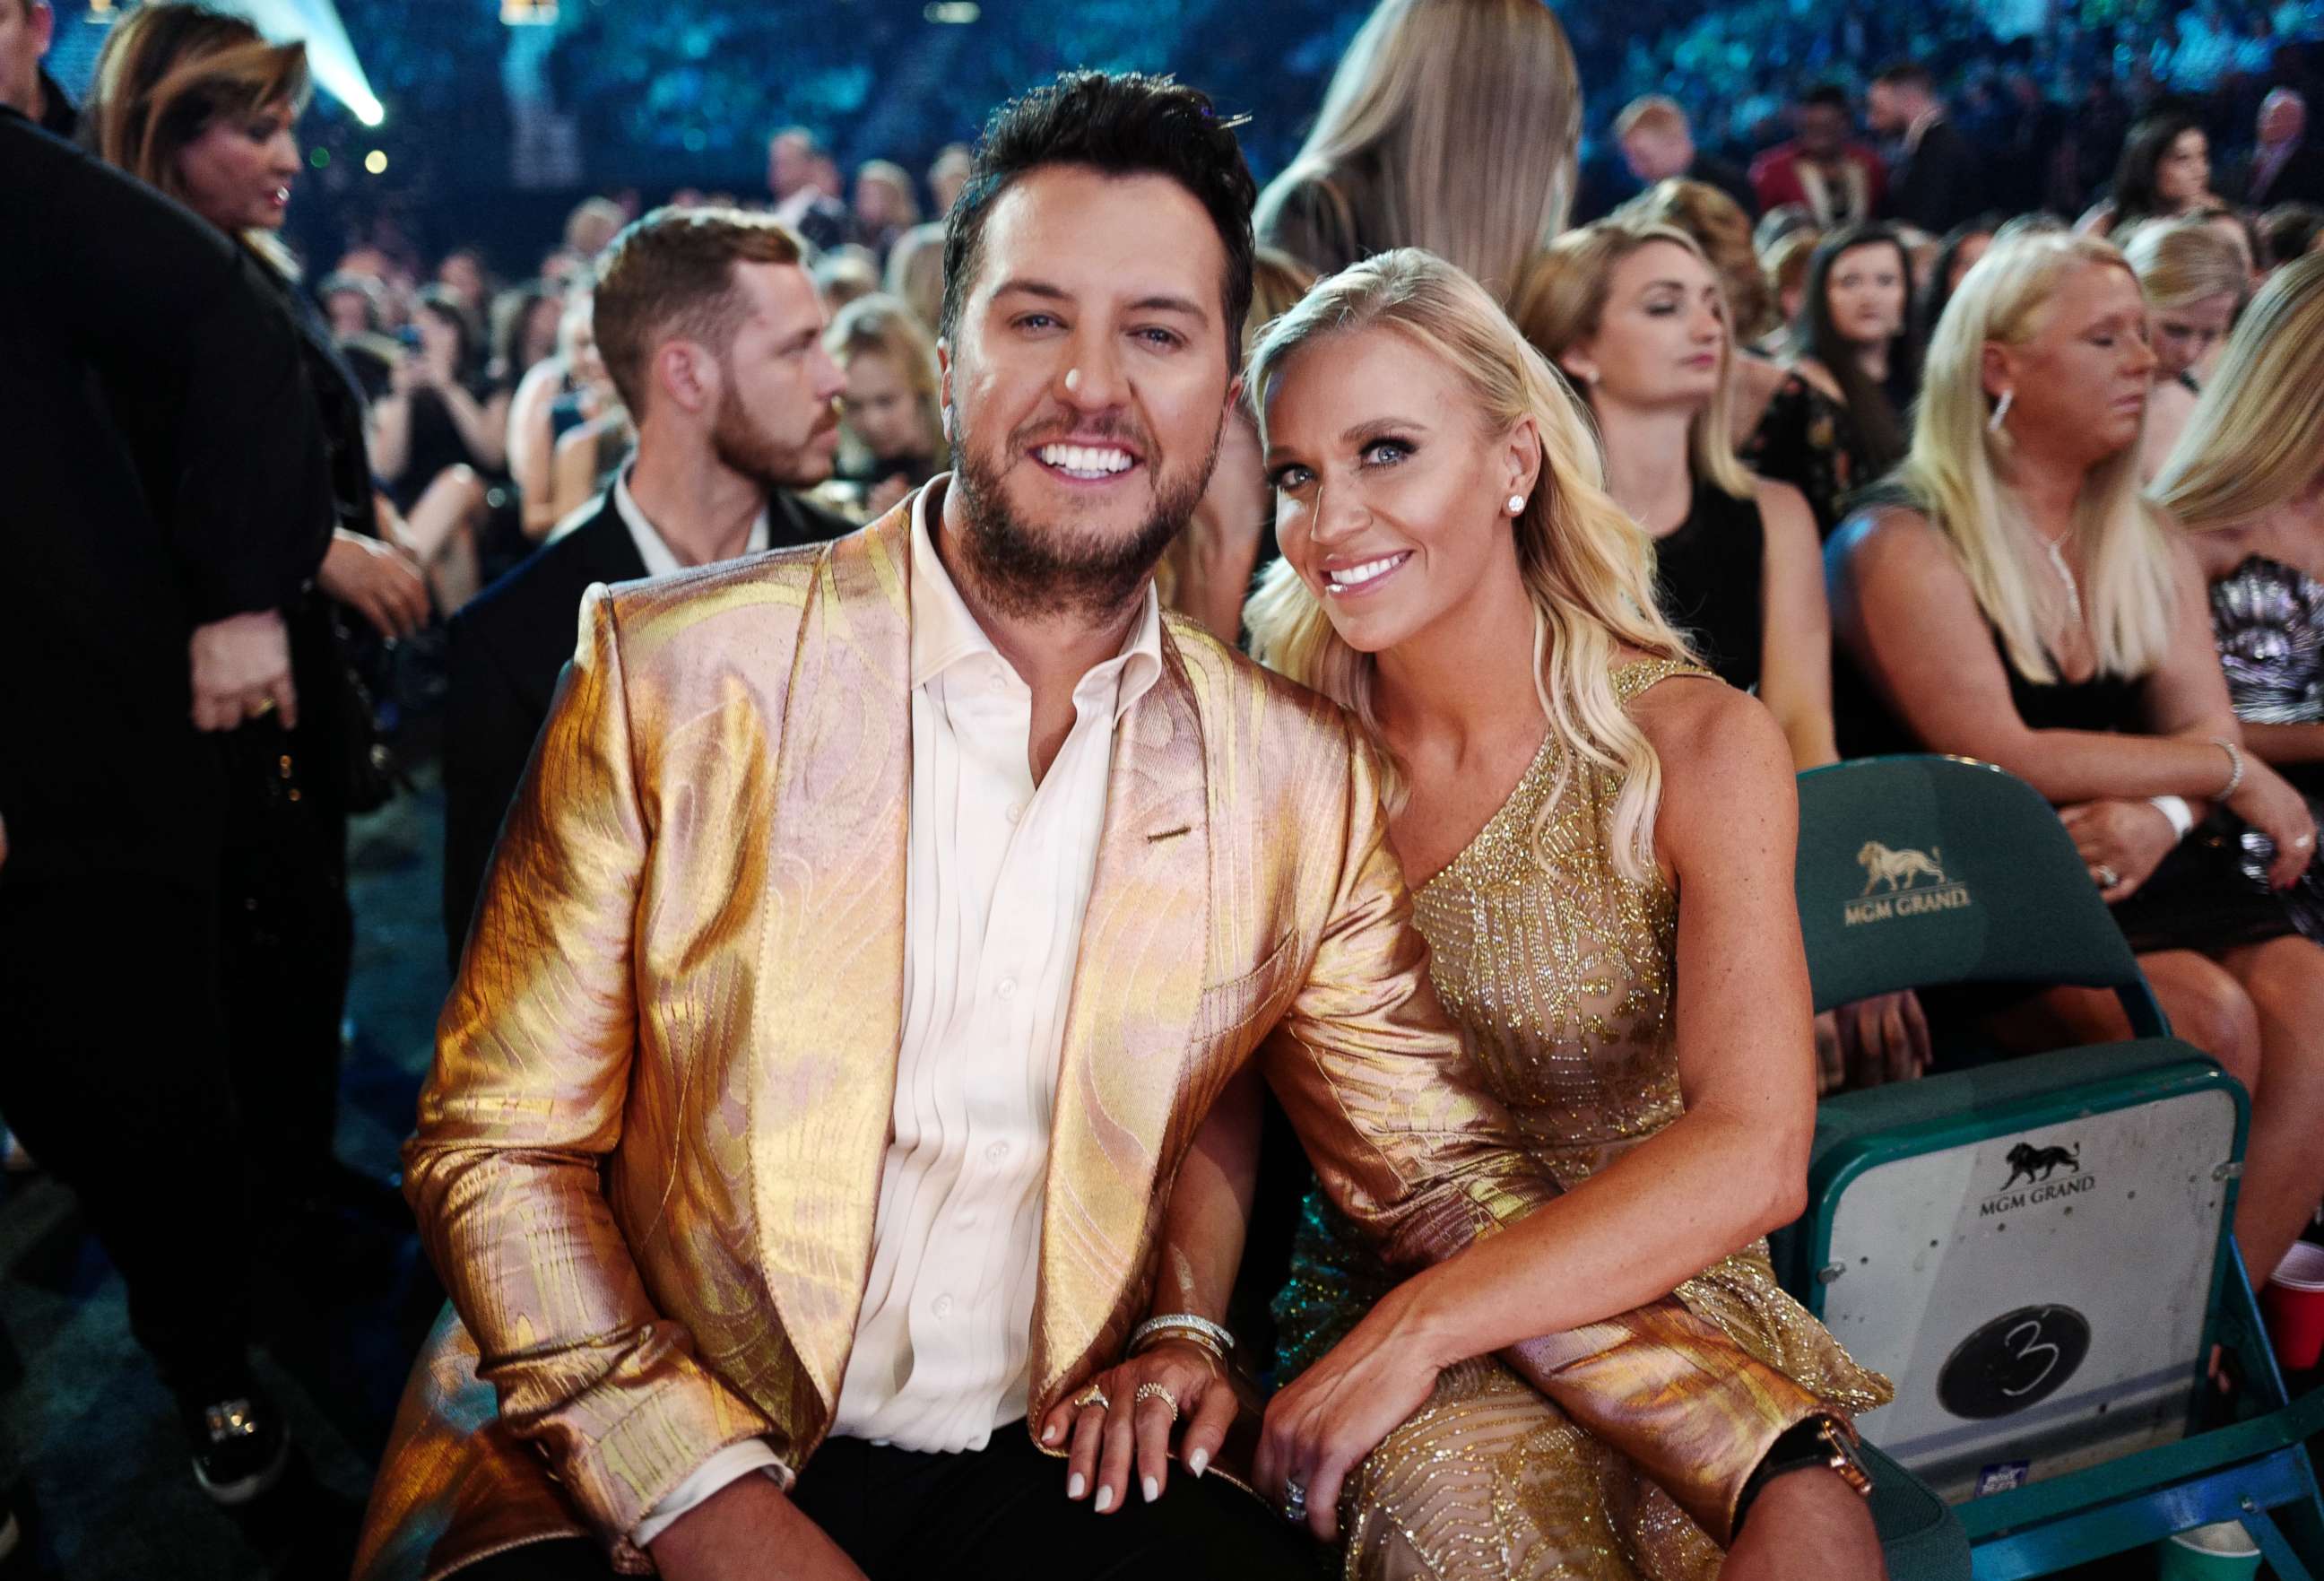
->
[1756, 479, 1837, 769]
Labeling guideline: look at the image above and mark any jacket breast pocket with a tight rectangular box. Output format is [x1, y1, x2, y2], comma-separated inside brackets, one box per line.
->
[1193, 931, 1299, 1045]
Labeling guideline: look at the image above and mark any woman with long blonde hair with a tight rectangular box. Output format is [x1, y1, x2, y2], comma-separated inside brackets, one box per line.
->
[1829, 222, 2324, 1283]
[2153, 251, 2324, 940]
[1244, 248, 1887, 1579]
[1521, 222, 1930, 1090]
[1253, 0, 1580, 301]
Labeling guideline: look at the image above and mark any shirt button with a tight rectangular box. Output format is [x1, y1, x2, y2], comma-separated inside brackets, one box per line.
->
[995, 977, 1017, 1000]
[1006, 802, 1023, 823]
[932, 1294, 955, 1319]
[985, 1141, 1010, 1164]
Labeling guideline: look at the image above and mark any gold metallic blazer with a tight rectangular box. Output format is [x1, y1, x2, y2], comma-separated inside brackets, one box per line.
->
[352, 502, 1822, 1580]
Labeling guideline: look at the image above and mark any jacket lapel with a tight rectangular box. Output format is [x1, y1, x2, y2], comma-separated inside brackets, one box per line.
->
[1029, 633, 1214, 1406]
[749, 503, 915, 1417]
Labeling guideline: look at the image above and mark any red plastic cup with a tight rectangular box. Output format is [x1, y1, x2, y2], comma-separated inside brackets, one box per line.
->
[2262, 1242, 2324, 1373]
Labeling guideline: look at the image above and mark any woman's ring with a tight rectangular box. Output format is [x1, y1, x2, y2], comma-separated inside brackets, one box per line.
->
[1282, 1478, 1308, 1524]
[2094, 863, 2120, 890]
[1133, 1381, 1179, 1420]
[1073, 1385, 1111, 1412]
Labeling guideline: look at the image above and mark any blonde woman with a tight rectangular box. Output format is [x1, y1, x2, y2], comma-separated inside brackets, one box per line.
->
[1521, 222, 1930, 1090]
[1246, 248, 1888, 1580]
[1253, 0, 1580, 300]
[2123, 218, 2249, 476]
[2154, 252, 2324, 941]
[1828, 222, 2324, 1284]
[823, 291, 947, 518]
[1616, 177, 1792, 442]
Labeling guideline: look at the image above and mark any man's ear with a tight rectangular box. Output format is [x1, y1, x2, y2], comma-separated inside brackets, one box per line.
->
[656, 340, 718, 418]
[936, 337, 954, 425]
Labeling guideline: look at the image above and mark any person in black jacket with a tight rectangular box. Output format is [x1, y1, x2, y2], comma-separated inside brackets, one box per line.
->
[442, 207, 851, 966]
[2236, 91, 2324, 210]
[0, 106, 331, 1508]
[79, 4, 430, 1239]
[1868, 62, 1983, 237]
[0, 0, 74, 137]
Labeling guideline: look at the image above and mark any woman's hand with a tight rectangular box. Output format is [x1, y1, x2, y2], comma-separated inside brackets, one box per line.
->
[2058, 799, 2180, 902]
[2224, 760, 2318, 890]
[319, 529, 431, 639]
[1040, 1340, 1236, 1516]
[1254, 1281, 1449, 1543]
[864, 473, 913, 518]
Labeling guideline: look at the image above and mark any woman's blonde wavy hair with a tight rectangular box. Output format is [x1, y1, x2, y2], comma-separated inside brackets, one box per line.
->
[1900, 220, 2176, 683]
[1242, 248, 1695, 883]
[1514, 220, 1756, 501]
[82, 4, 310, 274]
[823, 292, 950, 474]
[2151, 251, 2324, 530]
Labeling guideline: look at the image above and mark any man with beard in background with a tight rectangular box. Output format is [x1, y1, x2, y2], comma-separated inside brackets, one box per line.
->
[441, 206, 849, 965]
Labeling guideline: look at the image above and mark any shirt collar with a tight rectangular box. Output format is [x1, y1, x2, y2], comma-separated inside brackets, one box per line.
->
[908, 474, 1165, 722]
[612, 466, 769, 579]
[1906, 107, 1945, 152]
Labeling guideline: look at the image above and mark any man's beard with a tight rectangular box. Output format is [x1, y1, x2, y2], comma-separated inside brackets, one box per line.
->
[948, 409, 1213, 621]
[712, 379, 832, 493]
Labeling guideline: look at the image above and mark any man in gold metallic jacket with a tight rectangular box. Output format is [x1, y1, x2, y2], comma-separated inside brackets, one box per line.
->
[355, 73, 1835, 1581]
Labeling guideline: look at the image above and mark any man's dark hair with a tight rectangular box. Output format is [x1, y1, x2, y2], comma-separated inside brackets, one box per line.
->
[1871, 61, 1935, 94]
[1800, 83, 1854, 114]
[940, 71, 1257, 367]
[2259, 203, 2324, 268]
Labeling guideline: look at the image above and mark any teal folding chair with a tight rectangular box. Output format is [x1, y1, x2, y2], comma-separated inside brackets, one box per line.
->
[1782, 753, 2324, 1578]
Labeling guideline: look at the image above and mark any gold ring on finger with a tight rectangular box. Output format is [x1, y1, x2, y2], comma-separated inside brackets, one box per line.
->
[1133, 1380, 1179, 1420]
[1073, 1385, 1111, 1412]
[248, 696, 278, 717]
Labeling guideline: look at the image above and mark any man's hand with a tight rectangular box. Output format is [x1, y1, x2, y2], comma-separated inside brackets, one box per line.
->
[649, 1473, 868, 1581]
[188, 610, 297, 732]
[1723, 1466, 1886, 1581]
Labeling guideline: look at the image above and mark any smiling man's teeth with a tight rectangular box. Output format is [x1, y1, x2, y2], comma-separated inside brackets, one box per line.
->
[1037, 443, 1133, 476]
[1327, 553, 1405, 588]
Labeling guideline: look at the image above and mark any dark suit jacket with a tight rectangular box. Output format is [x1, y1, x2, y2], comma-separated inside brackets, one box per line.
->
[441, 487, 850, 963]
[0, 110, 330, 890]
[1887, 118, 1983, 235]
[2238, 140, 2324, 209]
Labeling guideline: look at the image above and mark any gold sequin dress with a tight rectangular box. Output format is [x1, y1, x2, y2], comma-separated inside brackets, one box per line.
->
[1272, 661, 1891, 1581]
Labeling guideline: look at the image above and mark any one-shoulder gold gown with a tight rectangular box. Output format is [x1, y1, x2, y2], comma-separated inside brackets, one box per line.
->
[1273, 662, 1891, 1580]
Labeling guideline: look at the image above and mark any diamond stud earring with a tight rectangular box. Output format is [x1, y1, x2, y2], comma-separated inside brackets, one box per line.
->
[1507, 495, 1528, 515]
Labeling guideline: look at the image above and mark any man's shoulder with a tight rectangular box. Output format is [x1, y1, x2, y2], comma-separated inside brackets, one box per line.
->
[1164, 613, 1361, 758]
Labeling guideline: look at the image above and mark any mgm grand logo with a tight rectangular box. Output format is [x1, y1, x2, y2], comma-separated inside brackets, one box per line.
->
[1843, 841, 1973, 926]
[1981, 1141, 2095, 1216]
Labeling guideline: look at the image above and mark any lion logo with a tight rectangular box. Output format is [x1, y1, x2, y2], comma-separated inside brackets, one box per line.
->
[1858, 840, 1947, 895]
[2001, 1142, 2081, 1190]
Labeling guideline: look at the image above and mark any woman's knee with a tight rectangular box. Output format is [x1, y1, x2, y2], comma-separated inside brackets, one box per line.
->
[2154, 960, 2261, 1085]
[2230, 935, 2324, 1076]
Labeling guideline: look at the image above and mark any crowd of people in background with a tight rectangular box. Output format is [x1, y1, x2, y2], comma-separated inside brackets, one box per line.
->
[6, 0, 2324, 1573]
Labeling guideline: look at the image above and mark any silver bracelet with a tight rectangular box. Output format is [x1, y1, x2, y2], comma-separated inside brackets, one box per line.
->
[1129, 1313, 1236, 1359]
[2210, 736, 2246, 801]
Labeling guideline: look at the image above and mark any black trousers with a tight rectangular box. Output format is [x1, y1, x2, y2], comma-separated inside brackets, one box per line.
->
[0, 878, 254, 1396]
[217, 714, 353, 1202]
[462, 1425, 1318, 1580]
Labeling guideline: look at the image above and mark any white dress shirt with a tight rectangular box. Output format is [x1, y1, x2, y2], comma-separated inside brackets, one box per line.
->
[611, 467, 769, 578]
[633, 479, 1163, 1544]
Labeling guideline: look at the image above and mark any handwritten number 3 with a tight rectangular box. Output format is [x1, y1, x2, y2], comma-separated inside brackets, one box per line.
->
[2001, 1317, 2062, 1398]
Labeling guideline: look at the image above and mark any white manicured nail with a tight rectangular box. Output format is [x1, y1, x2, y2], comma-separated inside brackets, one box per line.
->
[1068, 1472, 1085, 1498]
[1188, 1448, 1209, 1477]
[1043, 1422, 1060, 1444]
[1095, 1484, 1115, 1513]
[1143, 1475, 1159, 1503]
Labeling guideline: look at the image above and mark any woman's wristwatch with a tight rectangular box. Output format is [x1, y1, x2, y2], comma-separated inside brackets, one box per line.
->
[1732, 1414, 1874, 1532]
